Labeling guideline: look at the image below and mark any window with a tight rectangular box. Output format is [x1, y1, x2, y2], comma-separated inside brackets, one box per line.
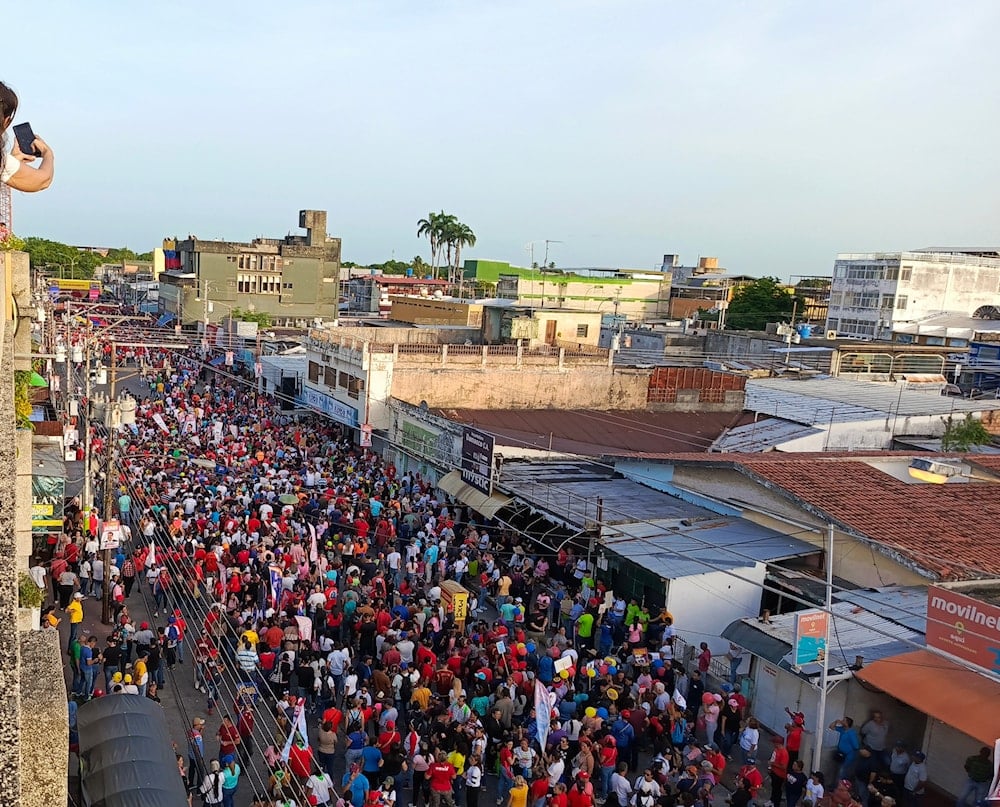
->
[283, 283, 294, 290]
[338, 371, 349, 389]
[830, 292, 844, 307]
[576, 324, 589, 338]
[896, 295, 908, 310]
[308, 361, 322, 383]
[839, 318, 877, 337]
[900, 267, 912, 282]
[827, 318, 839, 332]
[348, 377, 364, 400]
[881, 296, 894, 310]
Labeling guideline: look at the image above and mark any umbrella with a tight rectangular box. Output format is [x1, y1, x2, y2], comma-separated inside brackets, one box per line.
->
[29, 371, 48, 387]
[278, 493, 298, 505]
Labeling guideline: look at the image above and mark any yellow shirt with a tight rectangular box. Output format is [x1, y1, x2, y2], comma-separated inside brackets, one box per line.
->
[509, 784, 529, 807]
[411, 686, 431, 710]
[242, 629, 260, 646]
[448, 751, 466, 776]
[67, 600, 84, 624]
[134, 658, 148, 683]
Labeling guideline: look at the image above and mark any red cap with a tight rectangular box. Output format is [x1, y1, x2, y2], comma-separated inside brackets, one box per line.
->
[140, 622, 149, 630]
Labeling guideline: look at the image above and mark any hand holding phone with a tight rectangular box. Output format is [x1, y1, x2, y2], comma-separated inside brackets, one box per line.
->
[12, 122, 42, 158]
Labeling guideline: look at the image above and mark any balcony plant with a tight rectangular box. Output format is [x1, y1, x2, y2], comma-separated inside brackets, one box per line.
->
[14, 369, 32, 429]
[18, 572, 44, 609]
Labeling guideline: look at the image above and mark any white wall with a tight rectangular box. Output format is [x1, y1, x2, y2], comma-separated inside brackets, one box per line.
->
[923, 718, 986, 798]
[666, 566, 766, 659]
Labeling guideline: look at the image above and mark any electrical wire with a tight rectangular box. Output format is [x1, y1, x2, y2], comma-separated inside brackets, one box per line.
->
[71, 332, 1000, 682]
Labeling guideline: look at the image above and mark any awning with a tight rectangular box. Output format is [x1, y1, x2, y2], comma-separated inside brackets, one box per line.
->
[437, 470, 512, 520]
[722, 618, 791, 666]
[155, 312, 175, 327]
[854, 649, 1000, 745]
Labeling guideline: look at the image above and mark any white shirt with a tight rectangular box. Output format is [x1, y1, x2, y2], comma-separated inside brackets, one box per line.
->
[1, 153, 21, 183]
[307, 772, 333, 804]
[465, 765, 482, 788]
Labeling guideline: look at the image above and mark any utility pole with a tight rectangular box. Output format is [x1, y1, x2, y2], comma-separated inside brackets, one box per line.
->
[812, 523, 835, 772]
[83, 340, 93, 508]
[100, 342, 117, 625]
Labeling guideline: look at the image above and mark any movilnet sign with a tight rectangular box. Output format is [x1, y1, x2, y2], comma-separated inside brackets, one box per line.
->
[926, 586, 1000, 674]
[792, 609, 829, 667]
[461, 427, 495, 496]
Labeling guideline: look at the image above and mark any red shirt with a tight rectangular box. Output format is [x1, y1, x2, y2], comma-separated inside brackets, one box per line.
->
[323, 707, 344, 734]
[217, 722, 240, 756]
[786, 726, 803, 752]
[531, 778, 550, 802]
[568, 787, 594, 807]
[427, 762, 456, 792]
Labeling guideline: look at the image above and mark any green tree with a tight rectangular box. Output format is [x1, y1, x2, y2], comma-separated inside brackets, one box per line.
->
[725, 276, 797, 330]
[22, 237, 102, 278]
[795, 277, 831, 291]
[417, 211, 451, 279]
[229, 308, 272, 327]
[447, 221, 476, 280]
[941, 414, 993, 451]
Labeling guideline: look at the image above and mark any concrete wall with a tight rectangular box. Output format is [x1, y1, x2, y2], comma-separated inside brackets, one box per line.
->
[666, 566, 766, 658]
[19, 630, 68, 807]
[391, 365, 651, 410]
[390, 298, 483, 327]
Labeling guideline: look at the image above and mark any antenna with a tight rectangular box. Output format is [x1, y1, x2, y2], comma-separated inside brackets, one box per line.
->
[543, 239, 563, 267]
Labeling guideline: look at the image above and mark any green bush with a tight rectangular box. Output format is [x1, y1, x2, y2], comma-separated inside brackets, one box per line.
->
[18, 573, 44, 608]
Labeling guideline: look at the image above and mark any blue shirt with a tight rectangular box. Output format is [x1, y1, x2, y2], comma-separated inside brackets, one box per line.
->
[342, 772, 370, 807]
[361, 746, 383, 772]
[836, 725, 861, 761]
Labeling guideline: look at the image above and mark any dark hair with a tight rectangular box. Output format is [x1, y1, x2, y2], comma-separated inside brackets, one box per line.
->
[0, 81, 18, 186]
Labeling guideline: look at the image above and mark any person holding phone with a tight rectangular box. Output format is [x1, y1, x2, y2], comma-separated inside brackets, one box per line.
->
[0, 81, 55, 193]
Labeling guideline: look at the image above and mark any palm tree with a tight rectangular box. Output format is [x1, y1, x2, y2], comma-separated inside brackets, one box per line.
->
[450, 222, 476, 281]
[416, 213, 440, 278]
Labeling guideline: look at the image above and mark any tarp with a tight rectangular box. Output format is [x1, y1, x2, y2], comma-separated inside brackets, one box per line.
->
[155, 312, 175, 327]
[209, 355, 226, 367]
[77, 694, 189, 807]
[436, 470, 512, 520]
[854, 649, 1000, 745]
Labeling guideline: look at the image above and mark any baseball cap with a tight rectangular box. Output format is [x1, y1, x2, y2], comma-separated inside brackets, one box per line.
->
[73, 592, 84, 599]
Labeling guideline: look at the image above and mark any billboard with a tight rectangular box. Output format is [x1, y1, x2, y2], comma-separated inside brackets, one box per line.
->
[31, 474, 65, 533]
[926, 586, 1000, 675]
[792, 609, 829, 667]
[460, 427, 494, 496]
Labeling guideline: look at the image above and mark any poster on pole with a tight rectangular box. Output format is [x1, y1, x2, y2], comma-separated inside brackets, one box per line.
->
[792, 610, 829, 667]
[460, 427, 495, 496]
[31, 474, 66, 533]
[360, 424, 372, 448]
[100, 519, 123, 551]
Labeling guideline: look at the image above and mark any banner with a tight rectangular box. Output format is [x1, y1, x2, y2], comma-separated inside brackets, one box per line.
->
[31, 474, 65, 533]
[280, 696, 309, 762]
[151, 412, 170, 434]
[534, 679, 552, 751]
[269, 564, 283, 608]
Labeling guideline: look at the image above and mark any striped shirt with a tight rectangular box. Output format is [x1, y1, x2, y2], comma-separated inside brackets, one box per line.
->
[236, 648, 258, 672]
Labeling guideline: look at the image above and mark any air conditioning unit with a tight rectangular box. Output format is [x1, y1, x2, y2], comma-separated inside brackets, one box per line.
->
[825, 330, 838, 340]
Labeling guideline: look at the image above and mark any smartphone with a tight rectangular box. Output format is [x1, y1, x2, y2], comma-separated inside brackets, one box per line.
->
[12, 122, 41, 157]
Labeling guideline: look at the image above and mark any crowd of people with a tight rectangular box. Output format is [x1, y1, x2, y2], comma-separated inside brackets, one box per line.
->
[39, 347, 978, 807]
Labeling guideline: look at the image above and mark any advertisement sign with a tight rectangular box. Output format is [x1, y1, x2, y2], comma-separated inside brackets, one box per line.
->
[302, 387, 358, 428]
[100, 519, 122, 551]
[792, 609, 829, 667]
[31, 474, 65, 533]
[461, 427, 495, 496]
[360, 424, 372, 448]
[926, 586, 1000, 674]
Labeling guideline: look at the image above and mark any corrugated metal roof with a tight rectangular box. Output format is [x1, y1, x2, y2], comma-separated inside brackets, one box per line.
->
[729, 599, 925, 675]
[834, 586, 927, 633]
[433, 408, 744, 456]
[601, 517, 819, 579]
[499, 461, 702, 529]
[711, 419, 823, 452]
[746, 376, 1000, 425]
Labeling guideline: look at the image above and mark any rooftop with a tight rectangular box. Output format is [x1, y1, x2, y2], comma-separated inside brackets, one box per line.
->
[724, 596, 926, 677]
[710, 418, 822, 452]
[433, 408, 746, 456]
[660, 452, 1000, 580]
[745, 375, 1000, 425]
[601, 516, 818, 579]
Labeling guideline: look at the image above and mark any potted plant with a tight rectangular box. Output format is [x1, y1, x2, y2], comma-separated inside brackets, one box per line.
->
[18, 572, 43, 631]
[13, 369, 32, 430]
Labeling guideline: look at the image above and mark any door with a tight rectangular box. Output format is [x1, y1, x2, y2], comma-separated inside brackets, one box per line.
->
[545, 319, 557, 345]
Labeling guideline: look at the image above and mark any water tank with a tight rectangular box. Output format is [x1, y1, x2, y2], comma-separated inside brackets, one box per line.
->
[406, 267, 414, 277]
[796, 323, 812, 339]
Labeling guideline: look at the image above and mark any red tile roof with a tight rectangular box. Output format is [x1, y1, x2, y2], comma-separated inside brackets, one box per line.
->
[663, 452, 1000, 581]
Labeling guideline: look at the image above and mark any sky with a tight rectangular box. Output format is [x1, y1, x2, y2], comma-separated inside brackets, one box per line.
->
[6, 0, 1000, 279]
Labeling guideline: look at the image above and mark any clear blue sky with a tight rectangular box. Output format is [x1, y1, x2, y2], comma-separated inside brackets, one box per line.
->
[7, 0, 999, 278]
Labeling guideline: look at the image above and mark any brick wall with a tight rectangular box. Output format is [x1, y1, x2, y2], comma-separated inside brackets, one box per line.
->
[647, 367, 746, 404]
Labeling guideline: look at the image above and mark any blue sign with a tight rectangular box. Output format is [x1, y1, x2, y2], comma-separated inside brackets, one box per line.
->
[302, 386, 358, 428]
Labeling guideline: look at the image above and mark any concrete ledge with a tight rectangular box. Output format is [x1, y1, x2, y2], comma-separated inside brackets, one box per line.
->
[19, 629, 68, 807]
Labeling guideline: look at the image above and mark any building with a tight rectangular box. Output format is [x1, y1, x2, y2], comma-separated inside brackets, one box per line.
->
[463, 259, 672, 320]
[663, 254, 755, 321]
[347, 275, 450, 316]
[158, 210, 342, 328]
[480, 303, 603, 348]
[826, 248, 1000, 340]
[710, 375, 1000, 452]
[301, 325, 646, 438]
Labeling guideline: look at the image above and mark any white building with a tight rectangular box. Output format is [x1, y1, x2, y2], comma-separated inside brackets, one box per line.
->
[826, 249, 1000, 340]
